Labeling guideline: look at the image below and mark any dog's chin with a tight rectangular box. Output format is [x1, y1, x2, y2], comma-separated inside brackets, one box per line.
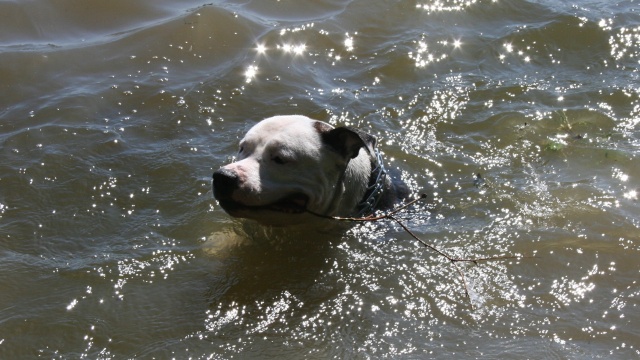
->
[217, 193, 313, 225]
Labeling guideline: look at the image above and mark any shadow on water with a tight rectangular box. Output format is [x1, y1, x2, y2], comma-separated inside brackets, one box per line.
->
[201, 221, 347, 306]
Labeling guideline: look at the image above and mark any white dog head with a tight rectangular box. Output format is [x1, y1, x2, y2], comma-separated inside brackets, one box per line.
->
[212, 115, 376, 226]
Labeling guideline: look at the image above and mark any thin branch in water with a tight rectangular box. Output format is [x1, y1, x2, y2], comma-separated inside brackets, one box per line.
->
[307, 193, 536, 309]
[307, 194, 428, 222]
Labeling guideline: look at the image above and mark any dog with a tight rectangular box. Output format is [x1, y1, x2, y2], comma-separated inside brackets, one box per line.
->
[212, 115, 407, 226]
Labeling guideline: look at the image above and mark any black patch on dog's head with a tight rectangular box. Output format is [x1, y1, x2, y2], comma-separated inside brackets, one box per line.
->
[316, 122, 376, 159]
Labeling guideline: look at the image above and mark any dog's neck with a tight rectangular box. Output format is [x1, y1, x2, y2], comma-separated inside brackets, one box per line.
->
[354, 148, 387, 217]
[325, 148, 387, 218]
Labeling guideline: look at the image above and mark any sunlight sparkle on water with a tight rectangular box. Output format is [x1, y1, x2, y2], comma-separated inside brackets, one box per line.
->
[416, 0, 485, 13]
[623, 190, 637, 200]
[345, 33, 355, 51]
[244, 65, 258, 83]
[504, 43, 514, 53]
[255, 43, 267, 55]
[279, 43, 306, 55]
[612, 168, 629, 182]
[252, 41, 308, 58]
[409, 39, 449, 68]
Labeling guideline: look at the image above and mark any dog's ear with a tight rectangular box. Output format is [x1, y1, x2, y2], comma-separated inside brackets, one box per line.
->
[318, 125, 377, 160]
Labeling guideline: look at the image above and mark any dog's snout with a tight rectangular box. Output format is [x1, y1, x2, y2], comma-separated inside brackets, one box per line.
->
[212, 168, 240, 200]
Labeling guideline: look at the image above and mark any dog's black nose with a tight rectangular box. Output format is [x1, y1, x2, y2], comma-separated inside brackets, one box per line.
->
[212, 168, 239, 200]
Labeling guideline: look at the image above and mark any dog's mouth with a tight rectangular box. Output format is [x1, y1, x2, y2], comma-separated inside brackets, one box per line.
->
[218, 193, 309, 215]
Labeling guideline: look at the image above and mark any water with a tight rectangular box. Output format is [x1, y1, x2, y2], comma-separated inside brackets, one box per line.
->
[1, 0, 638, 358]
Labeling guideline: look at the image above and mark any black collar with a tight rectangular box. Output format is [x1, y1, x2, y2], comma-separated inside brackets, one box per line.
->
[355, 148, 387, 217]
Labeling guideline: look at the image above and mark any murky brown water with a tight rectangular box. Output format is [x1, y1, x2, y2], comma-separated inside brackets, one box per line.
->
[1, 0, 639, 358]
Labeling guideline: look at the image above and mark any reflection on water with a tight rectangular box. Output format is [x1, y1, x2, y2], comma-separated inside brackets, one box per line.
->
[0, 0, 639, 358]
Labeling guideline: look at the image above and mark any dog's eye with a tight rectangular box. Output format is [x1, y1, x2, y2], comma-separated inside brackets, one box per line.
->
[272, 156, 287, 165]
[238, 146, 244, 154]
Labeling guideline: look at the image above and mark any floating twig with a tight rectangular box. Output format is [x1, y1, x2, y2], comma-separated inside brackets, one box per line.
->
[308, 194, 535, 309]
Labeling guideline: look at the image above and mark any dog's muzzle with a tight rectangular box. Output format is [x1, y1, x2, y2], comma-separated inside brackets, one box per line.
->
[212, 168, 245, 214]
[212, 168, 310, 216]
[212, 168, 239, 202]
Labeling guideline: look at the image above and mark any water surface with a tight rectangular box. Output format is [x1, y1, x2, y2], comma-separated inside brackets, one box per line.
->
[0, 0, 639, 358]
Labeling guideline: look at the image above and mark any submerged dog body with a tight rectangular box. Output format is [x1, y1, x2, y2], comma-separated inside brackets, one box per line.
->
[212, 115, 406, 226]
